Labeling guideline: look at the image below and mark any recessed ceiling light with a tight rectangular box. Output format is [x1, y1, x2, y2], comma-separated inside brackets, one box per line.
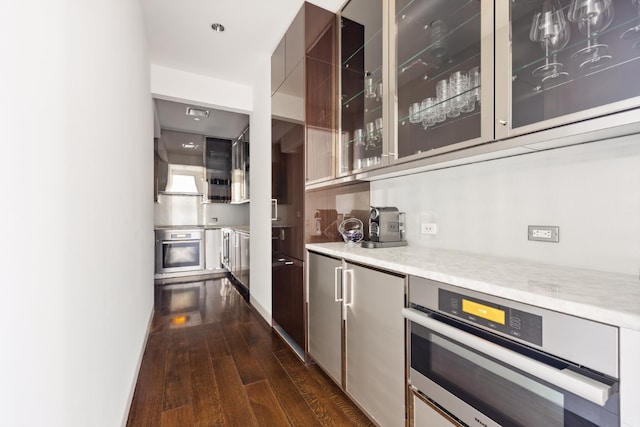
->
[182, 142, 200, 150]
[185, 107, 210, 118]
[193, 117, 200, 121]
[211, 23, 225, 32]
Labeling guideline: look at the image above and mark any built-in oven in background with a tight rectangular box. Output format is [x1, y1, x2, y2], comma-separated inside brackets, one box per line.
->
[155, 229, 204, 275]
[404, 277, 620, 427]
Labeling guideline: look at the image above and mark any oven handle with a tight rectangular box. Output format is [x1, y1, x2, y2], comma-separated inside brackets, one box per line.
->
[402, 308, 613, 406]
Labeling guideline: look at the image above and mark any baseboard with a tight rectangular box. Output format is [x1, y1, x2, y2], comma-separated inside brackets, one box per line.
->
[120, 304, 154, 427]
[250, 296, 272, 326]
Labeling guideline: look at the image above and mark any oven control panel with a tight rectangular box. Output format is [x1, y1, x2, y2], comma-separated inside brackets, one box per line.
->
[438, 289, 542, 346]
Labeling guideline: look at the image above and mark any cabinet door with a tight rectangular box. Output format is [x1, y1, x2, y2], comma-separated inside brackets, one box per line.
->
[204, 229, 222, 271]
[272, 257, 305, 350]
[395, 0, 493, 160]
[240, 233, 249, 288]
[344, 262, 405, 427]
[307, 252, 343, 385]
[496, 0, 640, 139]
[340, 0, 386, 174]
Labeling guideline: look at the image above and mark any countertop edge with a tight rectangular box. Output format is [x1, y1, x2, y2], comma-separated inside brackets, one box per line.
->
[306, 243, 640, 331]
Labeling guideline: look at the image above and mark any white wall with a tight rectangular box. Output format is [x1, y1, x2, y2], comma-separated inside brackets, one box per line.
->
[371, 136, 640, 275]
[0, 1, 154, 426]
[151, 64, 252, 114]
[250, 54, 275, 322]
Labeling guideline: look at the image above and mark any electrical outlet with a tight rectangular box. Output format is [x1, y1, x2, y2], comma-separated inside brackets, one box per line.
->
[528, 225, 559, 242]
[421, 223, 437, 235]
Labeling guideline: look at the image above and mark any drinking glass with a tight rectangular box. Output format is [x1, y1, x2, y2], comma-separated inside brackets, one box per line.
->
[530, 0, 571, 81]
[374, 117, 383, 139]
[409, 102, 422, 123]
[421, 98, 437, 128]
[568, 0, 615, 68]
[448, 71, 467, 117]
[364, 73, 377, 99]
[621, 0, 640, 48]
[429, 19, 449, 60]
[436, 79, 450, 122]
[365, 122, 377, 149]
[354, 128, 365, 146]
[462, 67, 480, 112]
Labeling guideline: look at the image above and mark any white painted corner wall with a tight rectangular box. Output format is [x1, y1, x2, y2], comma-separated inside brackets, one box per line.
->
[1, 1, 154, 427]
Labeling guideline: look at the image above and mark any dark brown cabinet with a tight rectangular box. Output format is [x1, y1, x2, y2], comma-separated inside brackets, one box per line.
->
[272, 256, 304, 350]
[271, 2, 337, 359]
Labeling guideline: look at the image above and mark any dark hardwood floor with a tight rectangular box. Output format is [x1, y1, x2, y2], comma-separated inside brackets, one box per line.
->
[127, 277, 374, 427]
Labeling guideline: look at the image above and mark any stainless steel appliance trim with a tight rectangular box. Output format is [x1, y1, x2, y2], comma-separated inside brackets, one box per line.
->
[410, 367, 502, 427]
[155, 229, 205, 275]
[404, 308, 613, 406]
[409, 276, 619, 378]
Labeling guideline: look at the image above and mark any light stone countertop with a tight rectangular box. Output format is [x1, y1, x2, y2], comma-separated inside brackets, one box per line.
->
[306, 242, 640, 331]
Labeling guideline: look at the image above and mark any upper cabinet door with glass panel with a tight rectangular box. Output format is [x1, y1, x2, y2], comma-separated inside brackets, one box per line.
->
[496, 0, 640, 139]
[394, 0, 494, 161]
[339, 0, 386, 175]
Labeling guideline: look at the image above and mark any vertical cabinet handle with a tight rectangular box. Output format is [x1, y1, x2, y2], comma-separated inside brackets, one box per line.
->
[271, 199, 278, 221]
[334, 266, 343, 302]
[343, 269, 354, 307]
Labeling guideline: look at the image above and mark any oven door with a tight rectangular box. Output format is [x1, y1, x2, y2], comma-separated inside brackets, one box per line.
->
[155, 230, 204, 274]
[403, 308, 620, 427]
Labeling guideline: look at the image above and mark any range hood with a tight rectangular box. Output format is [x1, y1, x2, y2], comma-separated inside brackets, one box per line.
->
[156, 130, 206, 196]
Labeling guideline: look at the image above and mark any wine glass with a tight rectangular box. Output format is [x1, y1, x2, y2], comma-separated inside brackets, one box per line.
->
[530, 0, 571, 81]
[568, 0, 615, 68]
[620, 0, 640, 47]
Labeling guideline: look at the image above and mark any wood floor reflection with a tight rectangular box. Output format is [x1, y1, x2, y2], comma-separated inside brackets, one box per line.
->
[127, 278, 374, 427]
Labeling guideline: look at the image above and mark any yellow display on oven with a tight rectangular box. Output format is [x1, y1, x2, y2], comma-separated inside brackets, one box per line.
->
[462, 299, 505, 325]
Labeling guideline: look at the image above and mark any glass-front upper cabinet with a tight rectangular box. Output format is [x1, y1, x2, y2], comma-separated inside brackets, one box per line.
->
[496, 0, 640, 139]
[394, 0, 494, 160]
[339, 0, 386, 175]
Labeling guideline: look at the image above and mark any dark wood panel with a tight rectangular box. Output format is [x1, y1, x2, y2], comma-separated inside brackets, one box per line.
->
[275, 348, 357, 426]
[221, 320, 265, 385]
[272, 260, 305, 349]
[245, 331, 323, 427]
[160, 405, 194, 427]
[305, 3, 335, 54]
[246, 380, 292, 426]
[186, 327, 225, 426]
[203, 321, 231, 360]
[162, 333, 192, 411]
[212, 356, 259, 426]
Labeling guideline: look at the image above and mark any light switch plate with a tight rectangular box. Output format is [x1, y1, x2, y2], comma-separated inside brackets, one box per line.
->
[528, 225, 559, 242]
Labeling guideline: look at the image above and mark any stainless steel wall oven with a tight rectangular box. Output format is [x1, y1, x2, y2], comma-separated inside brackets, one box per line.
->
[404, 277, 620, 427]
[155, 229, 204, 275]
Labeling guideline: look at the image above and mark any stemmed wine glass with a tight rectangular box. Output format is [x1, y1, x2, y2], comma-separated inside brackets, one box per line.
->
[530, 0, 571, 82]
[620, 0, 640, 48]
[568, 0, 615, 68]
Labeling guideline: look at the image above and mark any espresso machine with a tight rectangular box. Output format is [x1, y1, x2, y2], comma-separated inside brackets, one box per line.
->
[361, 206, 408, 248]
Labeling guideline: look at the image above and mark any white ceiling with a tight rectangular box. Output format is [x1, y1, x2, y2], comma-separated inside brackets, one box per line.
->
[140, 0, 345, 85]
[142, 0, 345, 139]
